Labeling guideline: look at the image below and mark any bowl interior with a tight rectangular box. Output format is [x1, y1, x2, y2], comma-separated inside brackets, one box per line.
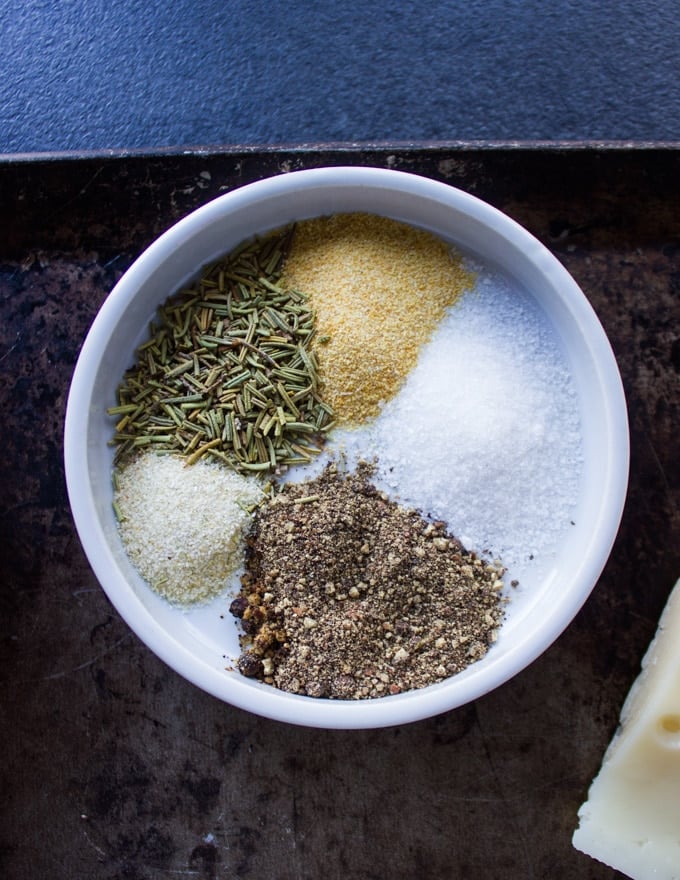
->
[64, 167, 629, 728]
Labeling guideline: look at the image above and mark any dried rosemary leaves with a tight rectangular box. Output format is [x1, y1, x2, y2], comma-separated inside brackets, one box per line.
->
[108, 227, 334, 473]
[108, 213, 522, 699]
[230, 461, 505, 699]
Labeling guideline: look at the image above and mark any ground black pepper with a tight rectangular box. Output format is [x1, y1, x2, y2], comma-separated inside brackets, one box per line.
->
[230, 461, 505, 700]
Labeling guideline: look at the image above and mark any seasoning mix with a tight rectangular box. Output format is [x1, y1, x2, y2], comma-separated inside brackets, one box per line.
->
[108, 211, 582, 700]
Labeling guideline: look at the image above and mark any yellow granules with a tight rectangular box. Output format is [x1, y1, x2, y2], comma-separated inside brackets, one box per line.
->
[282, 213, 475, 425]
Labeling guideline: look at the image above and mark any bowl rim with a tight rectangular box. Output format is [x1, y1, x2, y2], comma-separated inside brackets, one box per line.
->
[64, 165, 629, 729]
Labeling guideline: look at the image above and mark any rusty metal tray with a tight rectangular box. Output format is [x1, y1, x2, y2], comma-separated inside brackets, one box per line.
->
[1, 144, 678, 879]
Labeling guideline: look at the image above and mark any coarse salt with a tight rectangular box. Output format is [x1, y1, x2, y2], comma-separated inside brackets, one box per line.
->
[371, 267, 583, 568]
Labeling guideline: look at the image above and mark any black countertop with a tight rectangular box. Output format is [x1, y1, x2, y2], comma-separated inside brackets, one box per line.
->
[1, 145, 678, 879]
[4, 1, 680, 152]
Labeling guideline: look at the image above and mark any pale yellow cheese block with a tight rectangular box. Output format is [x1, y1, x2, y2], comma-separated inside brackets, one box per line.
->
[572, 578, 680, 879]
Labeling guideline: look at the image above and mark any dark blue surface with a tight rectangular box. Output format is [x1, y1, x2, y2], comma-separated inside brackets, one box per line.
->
[2, 0, 680, 154]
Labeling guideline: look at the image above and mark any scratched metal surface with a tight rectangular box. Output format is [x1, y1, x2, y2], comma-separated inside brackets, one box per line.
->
[0, 146, 678, 879]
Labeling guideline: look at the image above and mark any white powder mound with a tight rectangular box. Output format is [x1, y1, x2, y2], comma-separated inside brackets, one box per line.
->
[114, 453, 264, 605]
[366, 269, 584, 567]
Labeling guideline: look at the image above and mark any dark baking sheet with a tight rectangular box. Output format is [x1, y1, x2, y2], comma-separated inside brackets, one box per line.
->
[1, 144, 678, 880]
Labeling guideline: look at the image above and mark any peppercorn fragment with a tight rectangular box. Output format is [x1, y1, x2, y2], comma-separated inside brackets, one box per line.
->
[230, 459, 505, 699]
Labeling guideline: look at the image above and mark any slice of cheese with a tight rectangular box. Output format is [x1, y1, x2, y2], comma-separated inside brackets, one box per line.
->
[572, 578, 680, 880]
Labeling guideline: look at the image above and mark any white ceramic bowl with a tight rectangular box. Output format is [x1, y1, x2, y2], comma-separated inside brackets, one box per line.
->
[64, 166, 629, 729]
